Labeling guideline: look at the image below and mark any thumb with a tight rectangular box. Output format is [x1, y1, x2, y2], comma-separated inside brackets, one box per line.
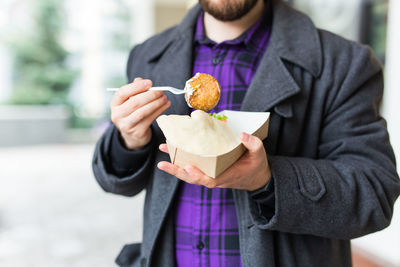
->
[240, 132, 263, 154]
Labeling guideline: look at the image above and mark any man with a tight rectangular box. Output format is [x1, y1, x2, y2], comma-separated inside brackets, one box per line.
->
[92, 0, 400, 266]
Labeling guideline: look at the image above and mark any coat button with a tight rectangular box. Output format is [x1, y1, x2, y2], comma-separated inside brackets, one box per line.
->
[196, 241, 204, 250]
[140, 257, 146, 267]
[212, 57, 220, 65]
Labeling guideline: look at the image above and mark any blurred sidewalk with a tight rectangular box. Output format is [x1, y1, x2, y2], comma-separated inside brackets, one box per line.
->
[0, 144, 144, 267]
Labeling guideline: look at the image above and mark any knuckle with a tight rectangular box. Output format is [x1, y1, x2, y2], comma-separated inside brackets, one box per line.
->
[193, 177, 202, 185]
[135, 111, 145, 122]
[121, 82, 135, 92]
[257, 144, 266, 154]
[191, 177, 201, 184]
[136, 128, 149, 140]
[148, 91, 162, 100]
[129, 97, 139, 110]
[118, 124, 127, 133]
[252, 139, 263, 151]
[257, 139, 263, 147]
[155, 97, 165, 106]
[110, 113, 118, 124]
[132, 82, 143, 91]
[132, 78, 140, 84]
[155, 91, 164, 98]
[206, 181, 216, 189]
[114, 90, 123, 100]
[136, 79, 149, 88]
[119, 121, 130, 133]
[142, 79, 152, 87]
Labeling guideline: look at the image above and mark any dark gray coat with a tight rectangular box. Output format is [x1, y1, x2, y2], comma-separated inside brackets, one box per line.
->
[92, 1, 400, 266]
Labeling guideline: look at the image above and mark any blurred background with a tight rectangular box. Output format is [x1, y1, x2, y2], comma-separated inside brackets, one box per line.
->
[0, 0, 399, 266]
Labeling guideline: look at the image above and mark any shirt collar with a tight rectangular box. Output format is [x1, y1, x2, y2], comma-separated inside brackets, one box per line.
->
[149, 0, 322, 77]
[194, 4, 271, 49]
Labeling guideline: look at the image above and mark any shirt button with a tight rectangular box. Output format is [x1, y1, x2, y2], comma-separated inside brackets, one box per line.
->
[212, 57, 220, 65]
[196, 241, 204, 250]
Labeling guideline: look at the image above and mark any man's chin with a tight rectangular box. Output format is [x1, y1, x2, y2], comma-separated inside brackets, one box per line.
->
[199, 0, 259, 22]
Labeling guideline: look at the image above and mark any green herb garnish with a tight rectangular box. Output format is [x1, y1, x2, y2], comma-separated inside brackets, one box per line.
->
[209, 112, 228, 121]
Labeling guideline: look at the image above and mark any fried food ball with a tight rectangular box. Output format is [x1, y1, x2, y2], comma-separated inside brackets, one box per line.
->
[184, 73, 221, 111]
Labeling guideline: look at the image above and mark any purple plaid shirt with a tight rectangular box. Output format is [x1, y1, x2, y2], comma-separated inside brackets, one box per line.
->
[174, 10, 271, 267]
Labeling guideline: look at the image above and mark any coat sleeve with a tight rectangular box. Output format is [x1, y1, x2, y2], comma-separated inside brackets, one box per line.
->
[92, 124, 156, 196]
[248, 45, 400, 239]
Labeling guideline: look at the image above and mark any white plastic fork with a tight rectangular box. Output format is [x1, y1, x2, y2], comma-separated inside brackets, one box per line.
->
[106, 86, 185, 94]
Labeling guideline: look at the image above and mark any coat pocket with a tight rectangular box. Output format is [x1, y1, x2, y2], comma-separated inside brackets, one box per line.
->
[115, 243, 141, 267]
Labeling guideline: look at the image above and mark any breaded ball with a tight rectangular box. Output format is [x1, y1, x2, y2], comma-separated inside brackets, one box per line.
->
[184, 73, 221, 111]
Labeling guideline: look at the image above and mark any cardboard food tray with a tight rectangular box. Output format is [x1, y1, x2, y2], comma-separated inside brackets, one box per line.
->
[165, 110, 270, 178]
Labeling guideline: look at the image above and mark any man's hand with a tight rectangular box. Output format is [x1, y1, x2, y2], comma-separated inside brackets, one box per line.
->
[110, 78, 171, 150]
[157, 132, 271, 191]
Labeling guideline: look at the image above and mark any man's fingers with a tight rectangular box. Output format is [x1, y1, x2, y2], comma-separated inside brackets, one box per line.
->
[157, 162, 217, 188]
[159, 143, 169, 153]
[111, 79, 152, 107]
[139, 100, 171, 129]
[240, 132, 263, 154]
[184, 165, 217, 188]
[119, 90, 165, 116]
[114, 100, 170, 139]
[126, 94, 169, 126]
[157, 161, 190, 181]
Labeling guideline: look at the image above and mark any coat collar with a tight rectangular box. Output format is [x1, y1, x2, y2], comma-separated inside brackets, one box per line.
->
[149, 0, 322, 116]
[268, 0, 322, 77]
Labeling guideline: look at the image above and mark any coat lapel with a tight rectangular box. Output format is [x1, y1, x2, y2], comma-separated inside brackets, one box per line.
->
[150, 6, 202, 116]
[151, 37, 192, 116]
[241, 0, 322, 115]
[144, 6, 200, 260]
[240, 47, 300, 115]
[145, 37, 193, 258]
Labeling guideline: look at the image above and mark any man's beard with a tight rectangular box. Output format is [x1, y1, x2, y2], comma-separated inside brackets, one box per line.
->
[199, 0, 259, 21]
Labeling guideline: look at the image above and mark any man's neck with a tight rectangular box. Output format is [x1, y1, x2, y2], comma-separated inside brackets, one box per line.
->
[203, 0, 265, 43]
